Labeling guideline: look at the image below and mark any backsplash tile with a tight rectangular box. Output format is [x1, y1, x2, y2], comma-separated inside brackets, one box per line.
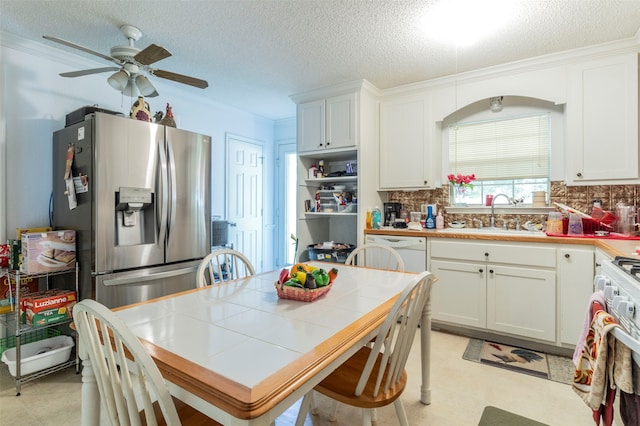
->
[387, 181, 639, 229]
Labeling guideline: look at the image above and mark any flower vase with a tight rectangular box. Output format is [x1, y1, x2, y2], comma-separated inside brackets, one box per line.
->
[451, 184, 469, 206]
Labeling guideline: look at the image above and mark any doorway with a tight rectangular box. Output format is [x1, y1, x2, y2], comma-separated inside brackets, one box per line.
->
[225, 134, 264, 271]
[276, 143, 297, 266]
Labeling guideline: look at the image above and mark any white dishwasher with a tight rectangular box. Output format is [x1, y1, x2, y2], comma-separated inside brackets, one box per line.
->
[365, 234, 426, 273]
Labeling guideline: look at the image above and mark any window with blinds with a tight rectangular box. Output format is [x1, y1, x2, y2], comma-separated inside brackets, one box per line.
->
[448, 113, 550, 205]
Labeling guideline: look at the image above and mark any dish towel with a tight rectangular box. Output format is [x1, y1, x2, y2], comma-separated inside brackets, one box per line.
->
[573, 305, 633, 425]
[573, 291, 606, 366]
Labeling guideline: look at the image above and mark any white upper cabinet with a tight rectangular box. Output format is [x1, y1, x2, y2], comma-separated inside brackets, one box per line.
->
[297, 92, 357, 153]
[565, 53, 639, 184]
[379, 95, 440, 189]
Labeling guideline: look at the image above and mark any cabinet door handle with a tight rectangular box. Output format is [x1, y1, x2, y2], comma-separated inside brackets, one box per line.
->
[326, 141, 330, 146]
[424, 180, 428, 185]
[565, 253, 571, 259]
[479, 268, 484, 273]
[489, 269, 494, 274]
[576, 172, 583, 177]
[484, 252, 489, 257]
[596, 262, 601, 267]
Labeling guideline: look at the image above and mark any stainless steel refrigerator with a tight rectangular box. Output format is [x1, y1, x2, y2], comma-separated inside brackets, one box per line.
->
[52, 112, 210, 308]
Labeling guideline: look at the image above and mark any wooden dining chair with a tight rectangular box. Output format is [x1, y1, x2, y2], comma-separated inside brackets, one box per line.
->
[196, 248, 256, 287]
[345, 243, 406, 272]
[73, 299, 221, 426]
[295, 271, 435, 426]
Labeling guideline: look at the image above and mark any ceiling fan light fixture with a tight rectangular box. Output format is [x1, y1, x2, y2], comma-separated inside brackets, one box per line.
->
[136, 75, 158, 97]
[121, 77, 138, 98]
[107, 69, 130, 91]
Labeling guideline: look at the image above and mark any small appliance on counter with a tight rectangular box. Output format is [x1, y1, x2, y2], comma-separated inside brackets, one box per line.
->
[383, 202, 402, 227]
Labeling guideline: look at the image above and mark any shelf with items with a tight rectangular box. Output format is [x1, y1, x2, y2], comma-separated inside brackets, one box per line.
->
[303, 176, 357, 186]
[0, 264, 79, 395]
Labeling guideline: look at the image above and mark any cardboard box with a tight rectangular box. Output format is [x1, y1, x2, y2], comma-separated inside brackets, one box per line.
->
[0, 275, 39, 315]
[15, 227, 52, 240]
[22, 290, 76, 328]
[20, 230, 76, 275]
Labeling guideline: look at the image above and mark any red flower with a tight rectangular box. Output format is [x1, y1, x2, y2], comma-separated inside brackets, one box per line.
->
[448, 173, 476, 190]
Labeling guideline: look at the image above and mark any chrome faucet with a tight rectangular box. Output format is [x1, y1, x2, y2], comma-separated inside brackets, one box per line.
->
[490, 193, 514, 228]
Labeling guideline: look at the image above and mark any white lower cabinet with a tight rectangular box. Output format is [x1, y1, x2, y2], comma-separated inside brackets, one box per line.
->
[558, 246, 595, 345]
[487, 265, 556, 341]
[429, 239, 557, 342]
[430, 259, 486, 328]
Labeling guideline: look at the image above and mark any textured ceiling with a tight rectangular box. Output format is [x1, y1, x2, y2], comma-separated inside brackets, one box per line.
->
[1, 0, 640, 120]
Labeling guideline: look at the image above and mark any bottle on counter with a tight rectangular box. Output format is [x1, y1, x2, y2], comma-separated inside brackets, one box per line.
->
[366, 208, 373, 229]
[426, 206, 435, 229]
[372, 207, 382, 229]
[436, 210, 444, 229]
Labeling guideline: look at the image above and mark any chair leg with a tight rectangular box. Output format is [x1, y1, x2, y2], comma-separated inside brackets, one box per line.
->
[371, 407, 378, 423]
[393, 399, 410, 426]
[309, 391, 318, 415]
[295, 393, 313, 426]
[328, 399, 338, 421]
[362, 408, 373, 426]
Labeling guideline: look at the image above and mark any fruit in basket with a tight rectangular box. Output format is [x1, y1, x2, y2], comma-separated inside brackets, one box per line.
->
[311, 269, 330, 287]
[278, 268, 290, 284]
[328, 268, 338, 284]
[290, 263, 318, 278]
[293, 271, 307, 285]
[283, 277, 304, 288]
[305, 273, 317, 289]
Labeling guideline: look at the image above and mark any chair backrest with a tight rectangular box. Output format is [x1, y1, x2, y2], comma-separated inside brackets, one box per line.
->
[73, 299, 181, 426]
[344, 243, 405, 272]
[196, 248, 256, 287]
[356, 271, 435, 398]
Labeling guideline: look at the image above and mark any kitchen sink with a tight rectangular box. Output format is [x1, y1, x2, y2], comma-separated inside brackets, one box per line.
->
[437, 227, 546, 237]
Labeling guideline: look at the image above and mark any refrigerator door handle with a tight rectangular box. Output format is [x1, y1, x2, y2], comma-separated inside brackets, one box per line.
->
[102, 265, 198, 286]
[166, 138, 177, 241]
[157, 139, 169, 246]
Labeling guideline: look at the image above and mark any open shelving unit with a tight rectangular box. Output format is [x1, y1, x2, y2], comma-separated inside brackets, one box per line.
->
[0, 264, 79, 395]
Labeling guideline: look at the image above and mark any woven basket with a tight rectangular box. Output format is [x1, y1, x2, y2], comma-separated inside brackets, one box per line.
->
[274, 281, 333, 302]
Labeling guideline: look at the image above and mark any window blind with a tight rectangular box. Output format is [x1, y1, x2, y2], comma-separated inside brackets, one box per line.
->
[449, 113, 550, 180]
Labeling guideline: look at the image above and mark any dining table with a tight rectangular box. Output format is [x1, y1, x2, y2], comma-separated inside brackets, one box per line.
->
[78, 262, 433, 425]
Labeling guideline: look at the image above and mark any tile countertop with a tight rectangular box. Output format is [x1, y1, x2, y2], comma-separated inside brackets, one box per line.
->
[365, 228, 640, 259]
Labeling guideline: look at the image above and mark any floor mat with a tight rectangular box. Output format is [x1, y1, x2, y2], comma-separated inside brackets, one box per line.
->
[478, 406, 548, 426]
[463, 338, 574, 385]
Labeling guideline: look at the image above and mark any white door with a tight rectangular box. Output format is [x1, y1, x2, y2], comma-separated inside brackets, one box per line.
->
[226, 134, 263, 272]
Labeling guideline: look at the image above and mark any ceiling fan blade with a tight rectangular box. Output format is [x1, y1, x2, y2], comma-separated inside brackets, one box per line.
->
[152, 69, 209, 89]
[135, 44, 172, 65]
[60, 67, 121, 77]
[43, 35, 119, 63]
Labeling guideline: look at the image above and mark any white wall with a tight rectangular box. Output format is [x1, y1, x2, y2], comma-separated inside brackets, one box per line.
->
[0, 33, 278, 249]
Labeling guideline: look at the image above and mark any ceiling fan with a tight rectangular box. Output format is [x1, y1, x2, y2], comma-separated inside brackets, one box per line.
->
[43, 24, 208, 97]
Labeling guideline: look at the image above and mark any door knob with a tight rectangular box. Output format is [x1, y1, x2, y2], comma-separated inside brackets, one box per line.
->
[564, 253, 570, 259]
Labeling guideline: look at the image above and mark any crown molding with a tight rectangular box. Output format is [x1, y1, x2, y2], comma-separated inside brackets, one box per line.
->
[381, 36, 640, 97]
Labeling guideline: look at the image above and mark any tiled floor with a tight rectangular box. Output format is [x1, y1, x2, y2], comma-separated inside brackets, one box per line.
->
[1, 329, 595, 425]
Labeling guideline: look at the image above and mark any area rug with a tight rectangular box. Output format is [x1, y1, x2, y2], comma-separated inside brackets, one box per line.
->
[463, 338, 574, 384]
[478, 406, 548, 426]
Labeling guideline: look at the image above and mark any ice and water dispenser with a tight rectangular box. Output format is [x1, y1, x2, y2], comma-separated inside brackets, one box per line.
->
[115, 187, 155, 246]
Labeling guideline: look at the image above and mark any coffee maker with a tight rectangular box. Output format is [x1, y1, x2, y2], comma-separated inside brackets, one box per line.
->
[383, 202, 402, 227]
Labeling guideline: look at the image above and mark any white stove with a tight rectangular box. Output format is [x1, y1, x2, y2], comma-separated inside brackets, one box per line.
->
[596, 256, 640, 363]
